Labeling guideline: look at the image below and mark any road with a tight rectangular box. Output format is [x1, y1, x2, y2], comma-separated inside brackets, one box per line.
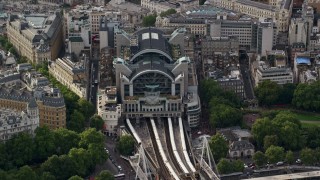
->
[89, 47, 100, 109]
[239, 52, 255, 99]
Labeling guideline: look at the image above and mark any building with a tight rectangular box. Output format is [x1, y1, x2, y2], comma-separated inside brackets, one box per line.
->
[289, 42, 306, 66]
[99, 47, 115, 89]
[201, 36, 239, 54]
[254, 61, 293, 86]
[217, 70, 245, 99]
[48, 57, 87, 99]
[0, 68, 66, 129]
[7, 12, 63, 64]
[293, 53, 312, 83]
[114, 28, 201, 127]
[0, 100, 39, 141]
[266, 50, 287, 67]
[141, 0, 198, 14]
[218, 127, 255, 158]
[97, 86, 121, 136]
[214, 0, 292, 32]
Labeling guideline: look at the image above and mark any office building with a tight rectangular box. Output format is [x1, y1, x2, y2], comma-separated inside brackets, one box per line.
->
[7, 12, 63, 64]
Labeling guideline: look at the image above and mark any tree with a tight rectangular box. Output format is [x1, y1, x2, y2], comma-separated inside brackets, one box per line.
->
[217, 159, 233, 174]
[285, 151, 294, 164]
[8, 47, 17, 56]
[142, 15, 156, 27]
[265, 145, 285, 164]
[68, 148, 92, 176]
[0, 143, 8, 169]
[95, 170, 114, 180]
[68, 175, 83, 180]
[41, 155, 77, 180]
[33, 126, 56, 161]
[88, 143, 108, 165]
[252, 117, 274, 148]
[209, 134, 229, 161]
[116, 135, 135, 156]
[68, 110, 85, 132]
[278, 83, 296, 104]
[254, 80, 281, 106]
[53, 128, 80, 155]
[90, 115, 105, 131]
[77, 98, 95, 121]
[253, 151, 267, 167]
[209, 103, 242, 128]
[6, 132, 34, 167]
[79, 128, 105, 148]
[293, 81, 320, 111]
[160, 9, 177, 17]
[263, 135, 278, 150]
[39, 172, 56, 180]
[232, 159, 245, 172]
[300, 148, 316, 165]
[15, 166, 38, 180]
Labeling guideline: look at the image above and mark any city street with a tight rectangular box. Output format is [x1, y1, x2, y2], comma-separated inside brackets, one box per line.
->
[239, 52, 255, 99]
[89, 46, 100, 108]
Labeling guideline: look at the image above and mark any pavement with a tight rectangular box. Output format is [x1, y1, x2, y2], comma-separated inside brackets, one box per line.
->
[89, 47, 100, 108]
[239, 52, 255, 100]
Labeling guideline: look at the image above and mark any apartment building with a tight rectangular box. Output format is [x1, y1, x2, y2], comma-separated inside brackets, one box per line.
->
[293, 53, 312, 83]
[7, 12, 63, 64]
[141, 0, 197, 13]
[0, 101, 39, 141]
[48, 57, 87, 99]
[97, 86, 121, 136]
[160, 18, 208, 36]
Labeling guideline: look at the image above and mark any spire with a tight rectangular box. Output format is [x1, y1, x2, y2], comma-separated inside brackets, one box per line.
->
[28, 98, 38, 108]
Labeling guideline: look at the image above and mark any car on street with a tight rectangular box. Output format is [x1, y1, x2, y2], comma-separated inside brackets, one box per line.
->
[276, 161, 284, 166]
[296, 159, 302, 164]
[117, 165, 122, 171]
[94, 79, 98, 84]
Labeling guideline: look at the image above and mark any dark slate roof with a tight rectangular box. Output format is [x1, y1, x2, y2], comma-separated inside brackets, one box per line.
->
[230, 140, 254, 151]
[0, 87, 33, 102]
[28, 98, 38, 108]
[69, 36, 83, 42]
[0, 73, 20, 84]
[134, 27, 171, 56]
[42, 96, 65, 107]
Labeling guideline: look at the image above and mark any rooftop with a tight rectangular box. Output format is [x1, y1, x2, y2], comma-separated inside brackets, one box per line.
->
[296, 56, 311, 65]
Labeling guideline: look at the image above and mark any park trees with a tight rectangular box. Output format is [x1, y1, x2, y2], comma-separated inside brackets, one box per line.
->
[95, 170, 114, 180]
[253, 151, 267, 167]
[293, 81, 320, 112]
[254, 80, 281, 106]
[90, 115, 105, 131]
[300, 148, 316, 165]
[217, 159, 244, 174]
[160, 9, 177, 17]
[33, 126, 56, 162]
[252, 111, 303, 150]
[265, 145, 285, 164]
[209, 134, 229, 162]
[285, 150, 294, 164]
[116, 134, 135, 156]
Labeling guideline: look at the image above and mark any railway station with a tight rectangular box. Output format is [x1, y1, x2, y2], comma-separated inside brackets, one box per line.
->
[114, 27, 218, 179]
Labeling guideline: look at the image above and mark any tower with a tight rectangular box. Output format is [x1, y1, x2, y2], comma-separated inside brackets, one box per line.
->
[27, 98, 39, 128]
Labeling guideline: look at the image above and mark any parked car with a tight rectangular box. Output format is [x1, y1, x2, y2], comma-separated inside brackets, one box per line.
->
[117, 165, 122, 171]
[276, 161, 284, 166]
[296, 159, 302, 164]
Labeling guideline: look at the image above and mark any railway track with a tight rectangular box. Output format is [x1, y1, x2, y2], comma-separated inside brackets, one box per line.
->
[147, 119, 172, 179]
[164, 119, 183, 174]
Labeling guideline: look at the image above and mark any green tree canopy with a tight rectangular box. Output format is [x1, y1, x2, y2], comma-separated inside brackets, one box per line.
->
[254, 80, 281, 107]
[41, 155, 77, 180]
[265, 145, 285, 164]
[253, 151, 267, 167]
[142, 15, 156, 27]
[263, 135, 278, 150]
[68, 175, 83, 180]
[209, 134, 229, 162]
[53, 128, 80, 155]
[33, 126, 56, 161]
[6, 132, 34, 167]
[68, 148, 93, 177]
[68, 110, 85, 133]
[285, 150, 294, 164]
[90, 115, 105, 131]
[292, 81, 320, 111]
[95, 170, 114, 180]
[77, 98, 95, 121]
[300, 148, 316, 165]
[160, 9, 177, 17]
[209, 103, 242, 128]
[217, 158, 233, 174]
[15, 166, 38, 180]
[116, 134, 135, 156]
[79, 128, 105, 148]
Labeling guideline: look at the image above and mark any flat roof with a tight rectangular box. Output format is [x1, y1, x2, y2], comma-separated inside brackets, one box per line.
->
[296, 57, 311, 65]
